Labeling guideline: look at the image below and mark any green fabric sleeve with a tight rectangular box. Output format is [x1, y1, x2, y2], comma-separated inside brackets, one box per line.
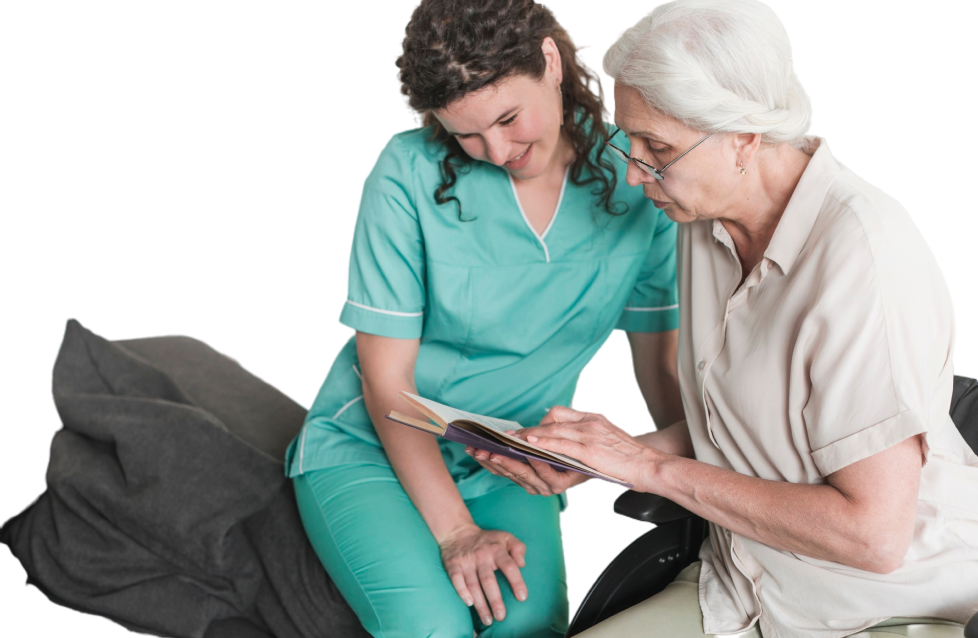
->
[341, 135, 426, 339]
[616, 208, 679, 333]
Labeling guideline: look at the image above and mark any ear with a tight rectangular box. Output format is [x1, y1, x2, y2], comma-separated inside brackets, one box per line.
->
[732, 133, 762, 167]
[541, 36, 563, 86]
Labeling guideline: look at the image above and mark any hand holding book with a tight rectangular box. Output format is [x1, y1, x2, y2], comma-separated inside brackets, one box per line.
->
[496, 405, 662, 496]
[466, 442, 592, 497]
[386, 392, 634, 488]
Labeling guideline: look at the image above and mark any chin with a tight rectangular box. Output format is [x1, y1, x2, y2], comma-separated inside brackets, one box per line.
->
[655, 201, 695, 224]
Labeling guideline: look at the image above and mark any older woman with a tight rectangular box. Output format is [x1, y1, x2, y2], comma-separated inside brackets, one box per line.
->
[467, 0, 978, 636]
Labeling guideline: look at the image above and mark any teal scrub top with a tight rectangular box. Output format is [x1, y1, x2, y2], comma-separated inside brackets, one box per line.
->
[285, 126, 678, 501]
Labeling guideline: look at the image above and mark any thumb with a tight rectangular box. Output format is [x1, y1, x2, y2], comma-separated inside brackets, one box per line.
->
[526, 456, 556, 479]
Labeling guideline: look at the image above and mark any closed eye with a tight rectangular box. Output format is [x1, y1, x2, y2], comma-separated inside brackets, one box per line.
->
[455, 113, 519, 140]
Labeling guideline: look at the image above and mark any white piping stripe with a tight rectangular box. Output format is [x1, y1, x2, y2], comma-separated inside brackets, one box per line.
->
[540, 170, 569, 240]
[333, 395, 364, 420]
[508, 167, 569, 264]
[352, 364, 362, 380]
[298, 426, 308, 474]
[345, 300, 423, 317]
[623, 304, 680, 312]
[298, 393, 365, 474]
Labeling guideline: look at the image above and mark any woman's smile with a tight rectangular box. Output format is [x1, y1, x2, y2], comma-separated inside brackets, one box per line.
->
[504, 143, 533, 170]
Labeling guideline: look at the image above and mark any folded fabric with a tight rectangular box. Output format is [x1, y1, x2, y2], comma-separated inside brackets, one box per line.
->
[1, 320, 368, 638]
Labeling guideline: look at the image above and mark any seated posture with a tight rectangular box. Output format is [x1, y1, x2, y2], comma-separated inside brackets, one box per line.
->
[283, 1, 685, 636]
[470, 1, 978, 636]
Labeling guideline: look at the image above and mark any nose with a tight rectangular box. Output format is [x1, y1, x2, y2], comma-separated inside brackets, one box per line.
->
[483, 130, 510, 166]
[625, 160, 651, 187]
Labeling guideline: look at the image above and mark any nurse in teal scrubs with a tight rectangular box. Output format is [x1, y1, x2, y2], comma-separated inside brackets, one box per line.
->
[284, 1, 684, 636]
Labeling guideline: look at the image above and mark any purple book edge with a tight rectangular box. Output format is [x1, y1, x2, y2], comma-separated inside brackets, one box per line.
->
[384, 415, 633, 489]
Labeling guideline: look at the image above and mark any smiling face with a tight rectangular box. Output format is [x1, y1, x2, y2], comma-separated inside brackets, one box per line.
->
[613, 82, 745, 223]
[432, 39, 566, 180]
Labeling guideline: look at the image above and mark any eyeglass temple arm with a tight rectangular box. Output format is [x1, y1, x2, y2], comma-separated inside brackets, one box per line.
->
[659, 133, 714, 174]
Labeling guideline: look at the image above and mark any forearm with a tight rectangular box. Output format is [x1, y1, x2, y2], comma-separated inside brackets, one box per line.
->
[635, 419, 694, 458]
[639, 374, 685, 429]
[627, 330, 685, 428]
[362, 376, 474, 542]
[647, 452, 910, 573]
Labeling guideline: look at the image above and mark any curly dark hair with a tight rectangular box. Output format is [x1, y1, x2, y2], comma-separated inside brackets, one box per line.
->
[395, 0, 622, 219]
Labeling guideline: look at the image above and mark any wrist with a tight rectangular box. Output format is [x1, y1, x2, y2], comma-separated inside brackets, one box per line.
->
[635, 445, 673, 494]
[432, 516, 478, 545]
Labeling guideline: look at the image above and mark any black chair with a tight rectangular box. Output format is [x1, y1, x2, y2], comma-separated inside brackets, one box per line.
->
[567, 376, 978, 638]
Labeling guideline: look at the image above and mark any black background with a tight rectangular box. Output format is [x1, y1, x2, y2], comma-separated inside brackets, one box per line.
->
[7, 3, 978, 635]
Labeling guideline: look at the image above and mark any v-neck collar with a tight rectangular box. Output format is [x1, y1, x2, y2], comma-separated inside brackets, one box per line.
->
[507, 168, 570, 263]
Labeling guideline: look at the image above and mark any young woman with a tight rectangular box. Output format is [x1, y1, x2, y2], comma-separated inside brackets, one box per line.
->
[284, 1, 683, 636]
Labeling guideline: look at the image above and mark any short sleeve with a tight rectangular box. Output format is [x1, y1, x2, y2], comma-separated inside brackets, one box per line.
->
[339, 136, 426, 339]
[616, 208, 679, 333]
[802, 213, 951, 476]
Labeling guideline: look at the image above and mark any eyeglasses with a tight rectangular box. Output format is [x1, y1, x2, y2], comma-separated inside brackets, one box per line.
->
[606, 127, 713, 180]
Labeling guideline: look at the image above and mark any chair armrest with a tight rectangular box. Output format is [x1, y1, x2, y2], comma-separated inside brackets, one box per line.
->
[614, 491, 696, 524]
[966, 608, 977, 638]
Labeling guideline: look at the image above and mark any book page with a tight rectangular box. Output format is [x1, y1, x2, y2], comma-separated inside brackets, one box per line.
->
[400, 392, 523, 433]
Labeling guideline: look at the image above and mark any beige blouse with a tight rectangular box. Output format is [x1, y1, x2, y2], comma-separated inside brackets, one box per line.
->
[676, 137, 978, 637]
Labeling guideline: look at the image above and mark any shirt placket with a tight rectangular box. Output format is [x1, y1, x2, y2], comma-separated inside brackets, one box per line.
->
[697, 223, 771, 449]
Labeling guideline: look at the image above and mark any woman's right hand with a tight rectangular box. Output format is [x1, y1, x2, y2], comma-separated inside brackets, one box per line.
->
[466, 445, 591, 495]
[437, 522, 527, 627]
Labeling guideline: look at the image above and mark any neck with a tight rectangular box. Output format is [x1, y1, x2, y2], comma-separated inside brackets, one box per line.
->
[721, 143, 811, 270]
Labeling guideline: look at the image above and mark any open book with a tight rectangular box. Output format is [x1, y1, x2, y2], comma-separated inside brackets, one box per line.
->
[386, 392, 632, 488]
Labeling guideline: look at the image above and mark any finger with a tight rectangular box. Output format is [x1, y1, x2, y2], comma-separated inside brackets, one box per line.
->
[521, 420, 589, 446]
[525, 457, 572, 492]
[490, 463, 542, 495]
[525, 455, 557, 479]
[525, 434, 589, 458]
[447, 568, 475, 607]
[508, 536, 528, 568]
[465, 569, 493, 626]
[496, 552, 528, 602]
[538, 405, 587, 427]
[477, 562, 507, 622]
[489, 455, 552, 496]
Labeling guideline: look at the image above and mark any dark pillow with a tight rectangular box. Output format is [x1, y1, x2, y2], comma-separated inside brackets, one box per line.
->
[951, 376, 978, 454]
[117, 334, 306, 463]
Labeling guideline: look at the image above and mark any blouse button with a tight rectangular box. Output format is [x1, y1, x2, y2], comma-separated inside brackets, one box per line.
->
[697, 360, 705, 371]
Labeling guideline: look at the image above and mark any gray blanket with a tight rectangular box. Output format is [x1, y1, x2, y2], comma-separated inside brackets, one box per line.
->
[1, 320, 369, 638]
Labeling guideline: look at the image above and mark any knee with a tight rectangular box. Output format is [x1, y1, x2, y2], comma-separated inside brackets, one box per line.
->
[374, 602, 473, 638]
[486, 592, 568, 638]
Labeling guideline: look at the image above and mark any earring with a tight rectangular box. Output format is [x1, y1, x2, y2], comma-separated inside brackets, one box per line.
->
[739, 162, 747, 175]
[558, 85, 564, 127]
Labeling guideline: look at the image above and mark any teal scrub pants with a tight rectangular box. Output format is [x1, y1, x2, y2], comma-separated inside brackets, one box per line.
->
[293, 464, 568, 638]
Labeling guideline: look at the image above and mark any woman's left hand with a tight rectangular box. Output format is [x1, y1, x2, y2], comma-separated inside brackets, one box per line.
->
[468, 406, 663, 494]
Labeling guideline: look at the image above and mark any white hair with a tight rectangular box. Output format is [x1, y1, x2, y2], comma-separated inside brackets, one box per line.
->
[604, 0, 811, 144]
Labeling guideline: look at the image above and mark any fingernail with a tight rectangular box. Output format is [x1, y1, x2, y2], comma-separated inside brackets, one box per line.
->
[527, 435, 538, 442]
[495, 610, 505, 621]
[465, 597, 473, 606]
[517, 590, 527, 601]
[482, 616, 493, 626]
[491, 457, 501, 463]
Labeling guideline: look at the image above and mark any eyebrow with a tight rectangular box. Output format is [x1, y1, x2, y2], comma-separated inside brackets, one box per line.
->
[444, 107, 519, 136]
[613, 123, 667, 143]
